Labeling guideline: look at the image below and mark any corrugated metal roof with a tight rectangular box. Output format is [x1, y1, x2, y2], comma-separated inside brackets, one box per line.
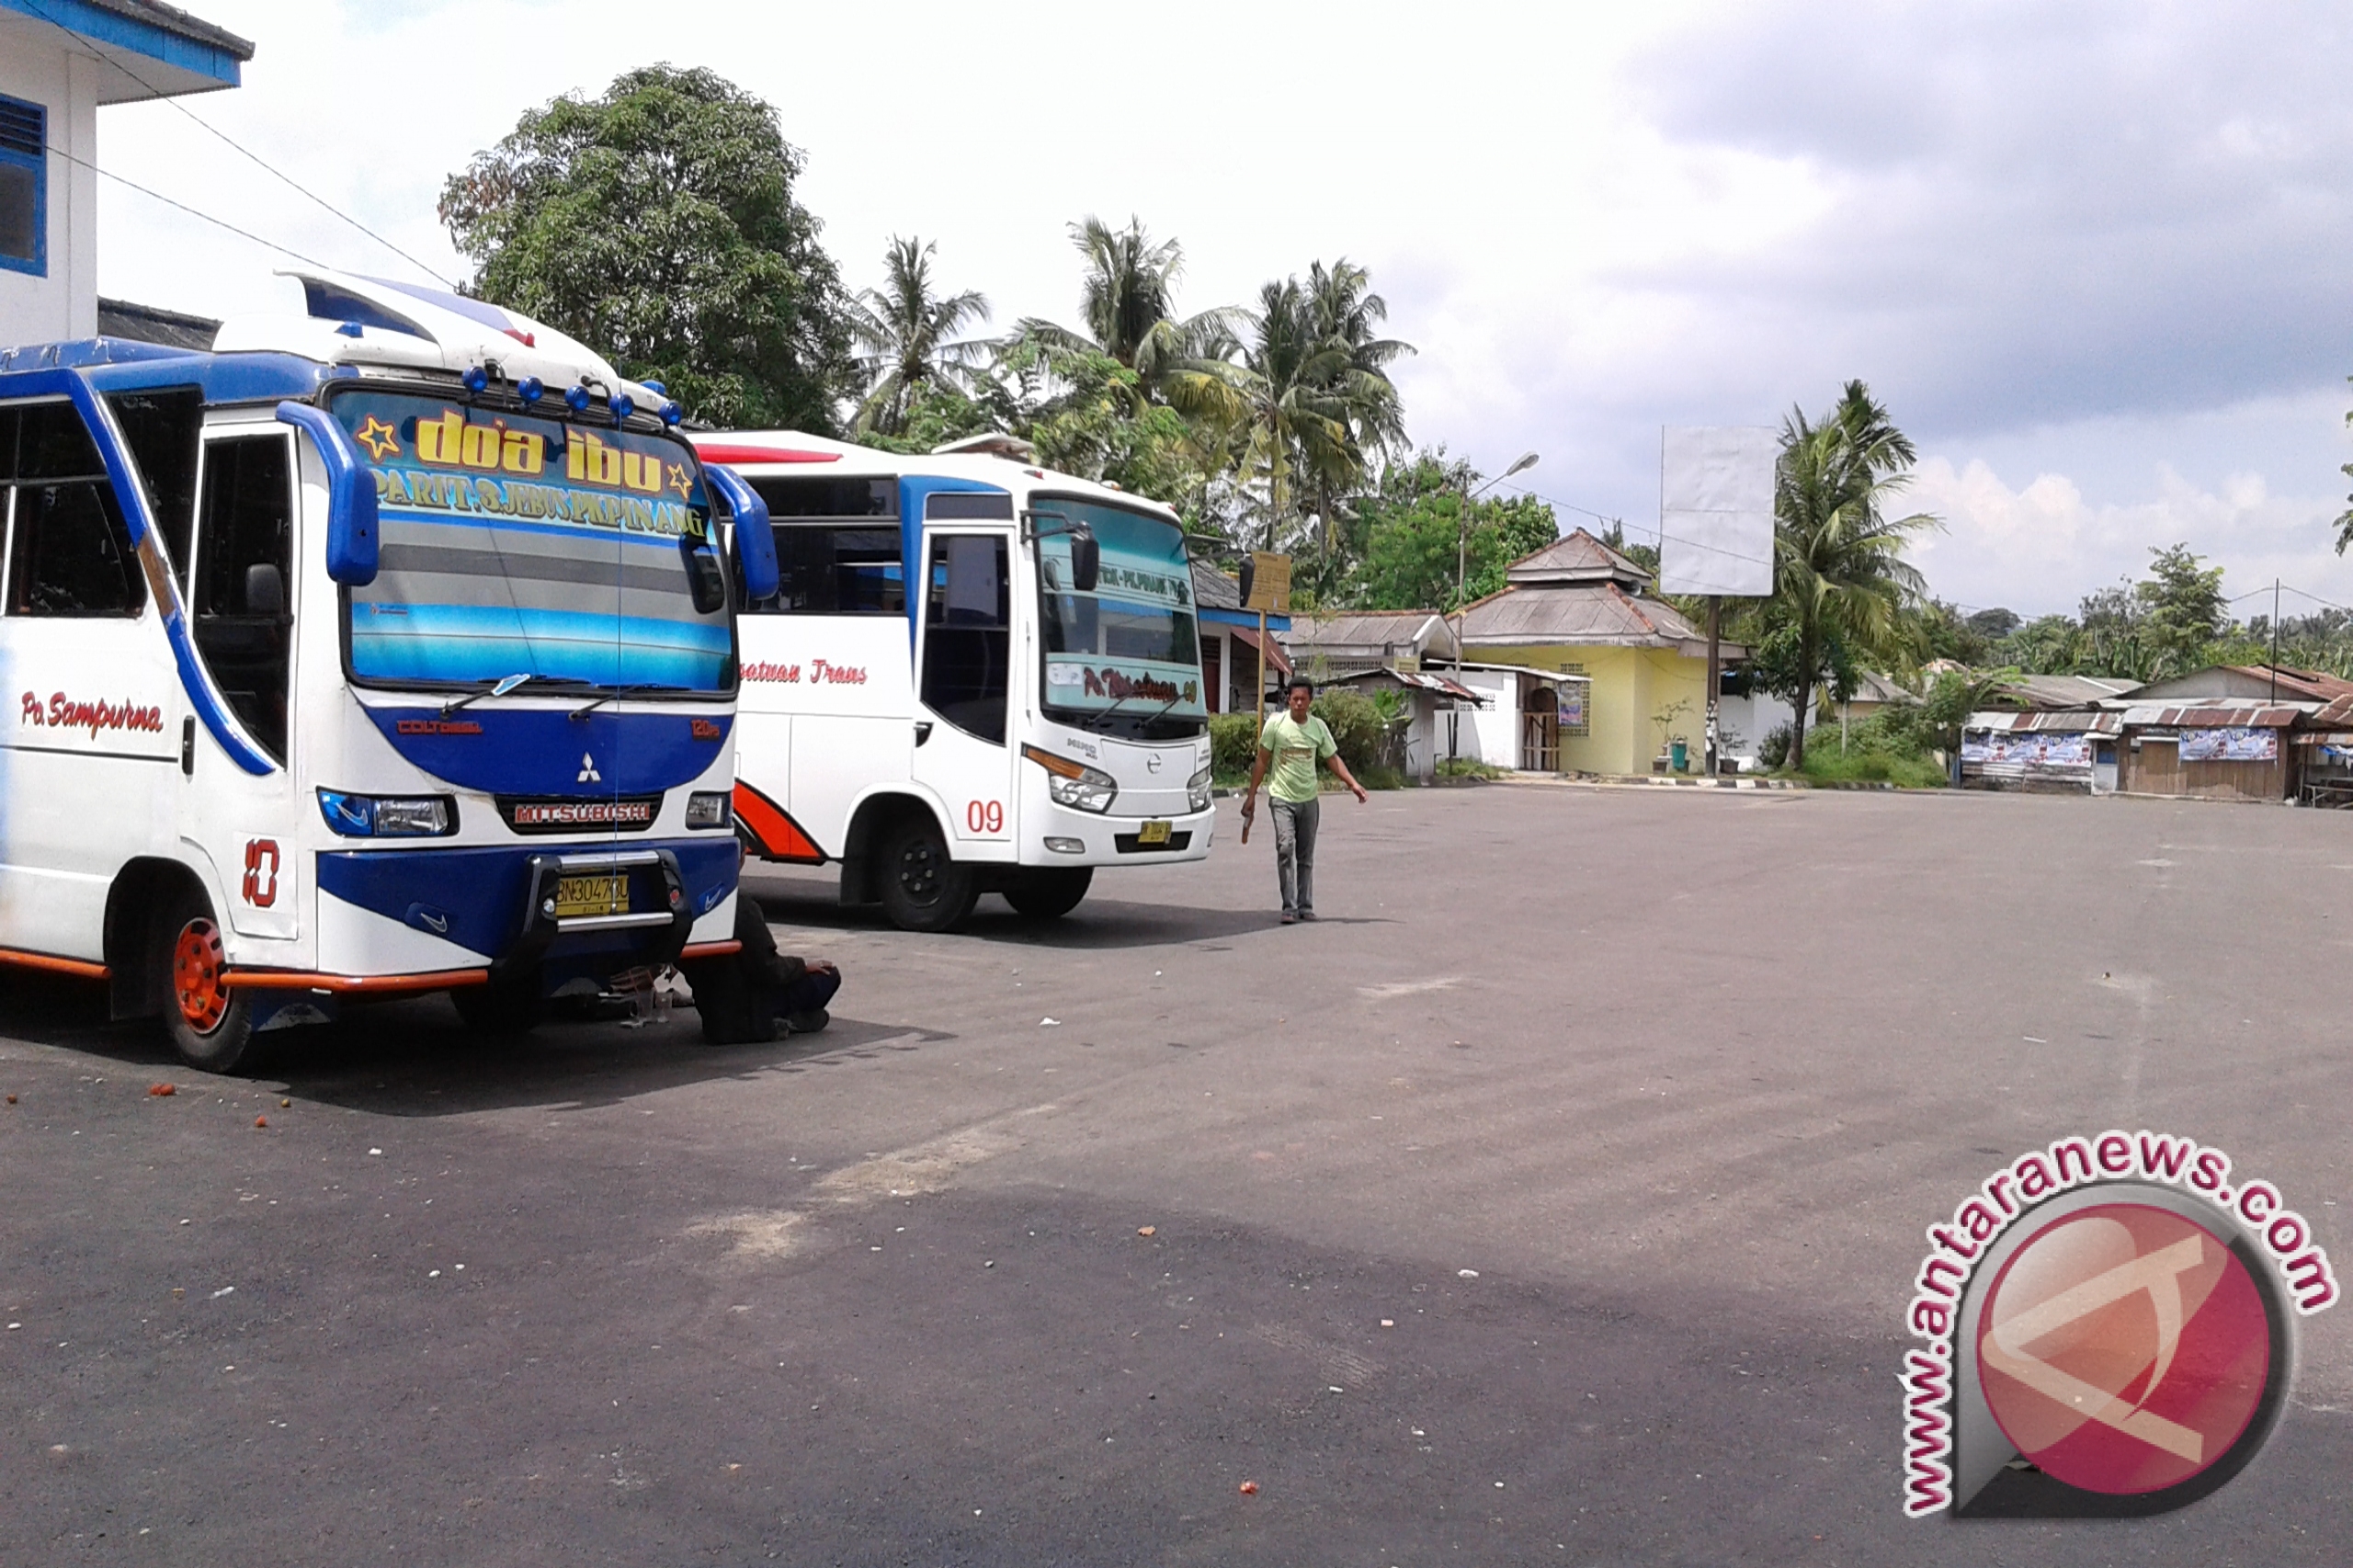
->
[1966, 710, 2120, 734]
[1504, 528, 1651, 587]
[2120, 665, 2353, 703]
[2119, 704, 2306, 728]
[1458, 580, 1737, 653]
[1192, 560, 1241, 610]
[1281, 610, 1457, 659]
[2002, 674, 2141, 709]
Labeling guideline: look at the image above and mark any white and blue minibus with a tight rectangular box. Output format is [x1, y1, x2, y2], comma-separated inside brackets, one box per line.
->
[691, 431, 1216, 932]
[0, 271, 778, 1069]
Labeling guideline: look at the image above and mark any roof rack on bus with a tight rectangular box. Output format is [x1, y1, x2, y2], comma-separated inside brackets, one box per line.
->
[930, 431, 1036, 462]
[210, 268, 671, 415]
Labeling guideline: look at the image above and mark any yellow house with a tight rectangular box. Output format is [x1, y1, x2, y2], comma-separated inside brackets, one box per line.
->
[1458, 530, 1741, 776]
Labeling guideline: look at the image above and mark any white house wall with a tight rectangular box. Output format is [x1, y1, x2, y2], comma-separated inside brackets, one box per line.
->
[0, 18, 99, 348]
[1457, 669, 1520, 768]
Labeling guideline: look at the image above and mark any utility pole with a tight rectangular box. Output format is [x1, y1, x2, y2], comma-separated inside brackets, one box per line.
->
[2270, 579, 2281, 703]
[1704, 595, 1722, 776]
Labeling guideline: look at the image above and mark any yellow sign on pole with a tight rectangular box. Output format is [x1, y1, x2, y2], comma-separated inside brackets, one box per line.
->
[1243, 551, 1291, 614]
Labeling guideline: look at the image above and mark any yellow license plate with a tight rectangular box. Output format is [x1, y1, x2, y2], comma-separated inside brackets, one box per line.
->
[1136, 820, 1172, 845]
[553, 873, 630, 919]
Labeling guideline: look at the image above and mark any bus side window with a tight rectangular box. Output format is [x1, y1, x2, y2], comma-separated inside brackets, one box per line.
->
[920, 535, 1009, 744]
[191, 435, 294, 763]
[755, 525, 905, 615]
[106, 388, 202, 585]
[4, 403, 145, 618]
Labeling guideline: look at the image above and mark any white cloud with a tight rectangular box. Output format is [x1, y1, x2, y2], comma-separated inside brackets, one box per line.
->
[1908, 445, 2352, 618]
[49, 0, 2353, 619]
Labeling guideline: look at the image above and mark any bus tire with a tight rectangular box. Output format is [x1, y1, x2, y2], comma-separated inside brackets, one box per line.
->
[450, 974, 544, 1034]
[159, 894, 258, 1074]
[1005, 868, 1093, 919]
[878, 815, 978, 933]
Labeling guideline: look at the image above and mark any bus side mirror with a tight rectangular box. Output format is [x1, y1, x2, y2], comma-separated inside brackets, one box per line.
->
[244, 562, 285, 619]
[703, 464, 778, 601]
[1070, 532, 1100, 594]
[275, 401, 379, 585]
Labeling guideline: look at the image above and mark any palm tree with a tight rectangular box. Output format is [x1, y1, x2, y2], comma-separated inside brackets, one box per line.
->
[1011, 216, 1238, 413]
[1301, 259, 1413, 591]
[1774, 380, 1938, 768]
[1223, 278, 1359, 551]
[844, 236, 992, 437]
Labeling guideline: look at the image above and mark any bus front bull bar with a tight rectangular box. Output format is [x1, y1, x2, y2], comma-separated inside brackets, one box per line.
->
[496, 847, 698, 980]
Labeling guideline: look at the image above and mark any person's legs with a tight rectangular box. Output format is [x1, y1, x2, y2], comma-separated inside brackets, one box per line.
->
[780, 968, 840, 1032]
[1270, 800, 1302, 916]
[1293, 794, 1321, 915]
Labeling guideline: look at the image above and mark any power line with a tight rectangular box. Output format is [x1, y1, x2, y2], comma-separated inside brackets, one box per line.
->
[27, 0, 457, 287]
[1494, 479, 1780, 571]
[47, 140, 328, 268]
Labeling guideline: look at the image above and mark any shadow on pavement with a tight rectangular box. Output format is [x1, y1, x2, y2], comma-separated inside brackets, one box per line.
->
[0, 970, 954, 1117]
[745, 884, 1293, 949]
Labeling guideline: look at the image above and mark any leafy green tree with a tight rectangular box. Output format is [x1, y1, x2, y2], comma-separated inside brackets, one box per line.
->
[845, 236, 991, 437]
[438, 65, 852, 430]
[1966, 607, 2021, 642]
[2134, 542, 2228, 678]
[1996, 613, 2085, 674]
[1918, 598, 1995, 665]
[1768, 380, 1937, 768]
[1348, 453, 1557, 609]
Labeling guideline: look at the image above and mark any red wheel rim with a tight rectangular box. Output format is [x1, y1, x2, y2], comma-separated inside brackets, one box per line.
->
[172, 919, 229, 1034]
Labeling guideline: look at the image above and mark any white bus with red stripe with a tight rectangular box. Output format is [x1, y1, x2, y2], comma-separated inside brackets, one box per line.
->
[695, 432, 1216, 931]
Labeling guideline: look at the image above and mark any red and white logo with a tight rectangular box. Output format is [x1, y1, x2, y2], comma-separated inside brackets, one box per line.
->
[1977, 1204, 2269, 1496]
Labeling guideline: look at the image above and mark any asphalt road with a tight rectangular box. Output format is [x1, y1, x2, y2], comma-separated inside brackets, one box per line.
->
[4, 782, 2349, 1565]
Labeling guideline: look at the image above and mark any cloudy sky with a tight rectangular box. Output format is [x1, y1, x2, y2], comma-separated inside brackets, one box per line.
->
[74, 0, 2353, 619]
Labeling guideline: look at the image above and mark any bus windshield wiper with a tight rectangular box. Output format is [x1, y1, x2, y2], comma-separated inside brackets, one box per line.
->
[569, 683, 688, 722]
[441, 672, 533, 717]
[1085, 687, 1139, 733]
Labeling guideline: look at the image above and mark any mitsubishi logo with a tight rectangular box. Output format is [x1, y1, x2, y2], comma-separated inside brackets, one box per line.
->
[578, 752, 601, 783]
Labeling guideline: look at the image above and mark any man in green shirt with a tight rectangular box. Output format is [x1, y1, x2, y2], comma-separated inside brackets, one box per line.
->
[1240, 676, 1370, 924]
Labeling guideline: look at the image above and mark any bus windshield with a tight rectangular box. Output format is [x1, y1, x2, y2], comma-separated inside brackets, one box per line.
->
[330, 388, 733, 696]
[1033, 496, 1205, 733]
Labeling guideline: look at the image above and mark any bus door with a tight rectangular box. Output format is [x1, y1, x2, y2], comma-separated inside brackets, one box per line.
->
[0, 397, 179, 956]
[911, 516, 1014, 846]
[178, 424, 301, 942]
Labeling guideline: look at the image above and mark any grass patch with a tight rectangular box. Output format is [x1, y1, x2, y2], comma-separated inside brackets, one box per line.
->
[1436, 756, 1507, 780]
[1792, 749, 1949, 789]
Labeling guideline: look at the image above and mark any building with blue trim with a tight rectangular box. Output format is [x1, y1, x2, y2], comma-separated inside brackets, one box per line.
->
[0, 0, 252, 347]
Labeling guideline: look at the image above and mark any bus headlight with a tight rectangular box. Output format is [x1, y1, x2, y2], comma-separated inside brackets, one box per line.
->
[685, 791, 733, 828]
[318, 790, 456, 837]
[1022, 744, 1117, 813]
[1188, 764, 1212, 814]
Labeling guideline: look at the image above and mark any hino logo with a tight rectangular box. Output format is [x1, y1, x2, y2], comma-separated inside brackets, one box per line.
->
[1145, 753, 1163, 773]
[578, 753, 601, 783]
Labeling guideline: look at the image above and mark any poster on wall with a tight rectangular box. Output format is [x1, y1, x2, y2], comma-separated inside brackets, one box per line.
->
[2180, 726, 2278, 762]
[1961, 731, 2092, 768]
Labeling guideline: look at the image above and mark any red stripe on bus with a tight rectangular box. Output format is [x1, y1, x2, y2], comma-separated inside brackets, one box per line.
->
[734, 782, 826, 862]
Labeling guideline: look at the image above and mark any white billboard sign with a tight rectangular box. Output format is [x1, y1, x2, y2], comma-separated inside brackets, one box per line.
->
[1659, 426, 1776, 597]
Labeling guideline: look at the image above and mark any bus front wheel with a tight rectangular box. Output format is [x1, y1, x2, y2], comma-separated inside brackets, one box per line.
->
[160, 896, 258, 1074]
[879, 816, 978, 933]
[1005, 869, 1093, 920]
